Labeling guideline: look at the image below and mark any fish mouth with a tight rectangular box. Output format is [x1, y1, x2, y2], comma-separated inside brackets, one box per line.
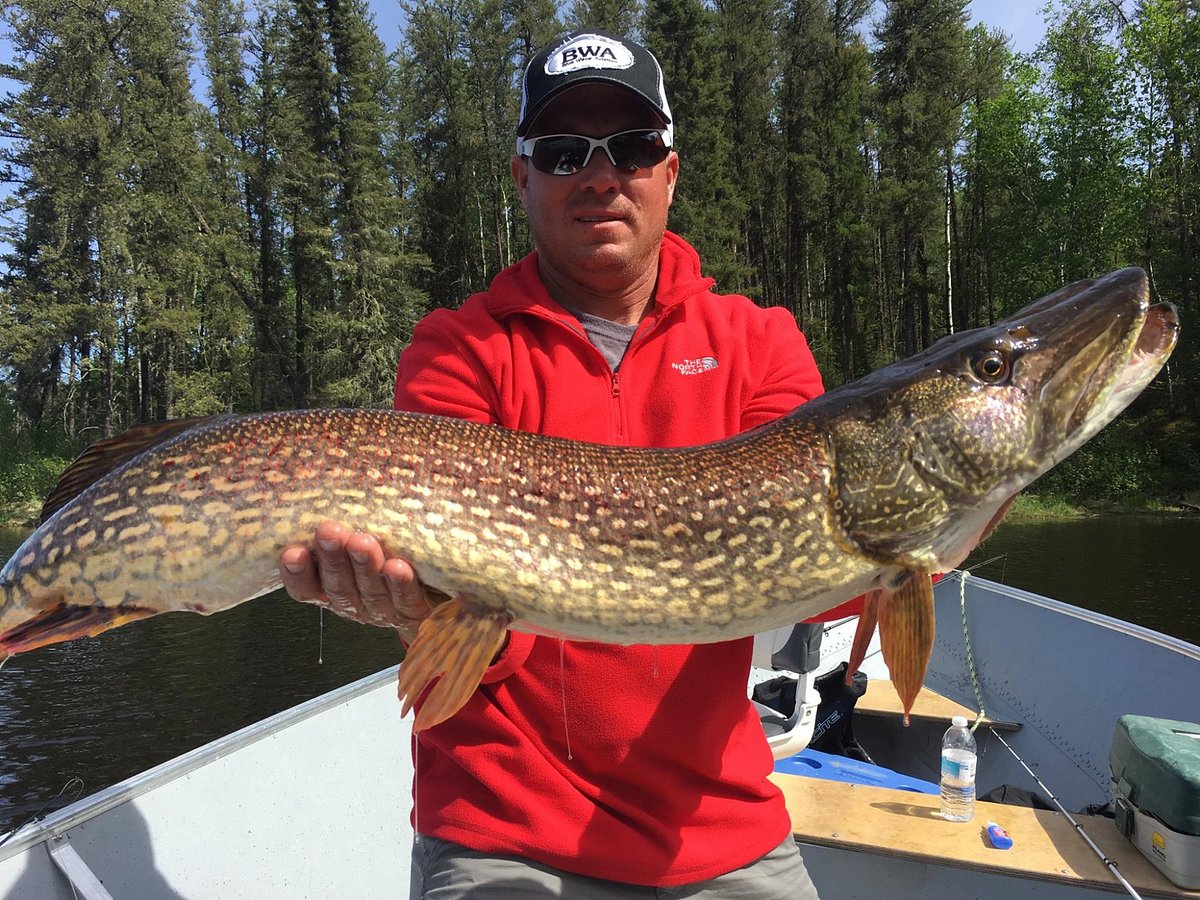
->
[1030, 270, 1179, 468]
[0, 600, 156, 657]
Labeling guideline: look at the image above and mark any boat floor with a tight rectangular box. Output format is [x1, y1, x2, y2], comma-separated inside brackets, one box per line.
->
[774, 775, 1200, 899]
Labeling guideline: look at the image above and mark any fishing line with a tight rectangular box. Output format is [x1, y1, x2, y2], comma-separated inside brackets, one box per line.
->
[990, 729, 1144, 900]
[318, 605, 324, 664]
[559, 638, 573, 761]
[0, 777, 85, 849]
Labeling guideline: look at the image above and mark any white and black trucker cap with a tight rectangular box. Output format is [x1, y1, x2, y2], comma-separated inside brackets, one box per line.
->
[516, 31, 673, 144]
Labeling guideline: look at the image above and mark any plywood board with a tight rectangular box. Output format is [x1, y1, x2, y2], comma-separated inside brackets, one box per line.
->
[772, 773, 1200, 898]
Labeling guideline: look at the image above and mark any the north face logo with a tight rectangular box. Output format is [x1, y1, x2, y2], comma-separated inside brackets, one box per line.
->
[671, 356, 718, 375]
[547, 35, 635, 75]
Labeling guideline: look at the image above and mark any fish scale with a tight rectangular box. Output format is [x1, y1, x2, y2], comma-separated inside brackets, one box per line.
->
[0, 267, 1180, 732]
[2, 409, 873, 644]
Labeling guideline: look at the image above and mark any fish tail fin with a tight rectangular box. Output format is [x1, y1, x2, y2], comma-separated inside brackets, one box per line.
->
[878, 573, 935, 726]
[398, 597, 510, 732]
[845, 590, 881, 683]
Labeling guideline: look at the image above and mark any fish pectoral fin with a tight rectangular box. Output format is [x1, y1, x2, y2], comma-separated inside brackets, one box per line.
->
[845, 590, 881, 684]
[397, 597, 510, 732]
[877, 572, 935, 727]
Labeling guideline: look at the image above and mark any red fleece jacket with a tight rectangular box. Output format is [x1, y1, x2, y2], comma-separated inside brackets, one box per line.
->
[394, 232, 829, 886]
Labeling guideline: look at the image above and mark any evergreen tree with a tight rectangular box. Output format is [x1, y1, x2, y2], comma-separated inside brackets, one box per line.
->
[565, 0, 642, 35]
[715, 0, 784, 302]
[319, 0, 424, 406]
[1038, 0, 1138, 282]
[2, 0, 208, 433]
[960, 47, 1051, 322]
[191, 0, 258, 414]
[280, 0, 339, 405]
[644, 0, 744, 286]
[872, 0, 968, 355]
[1124, 0, 1199, 310]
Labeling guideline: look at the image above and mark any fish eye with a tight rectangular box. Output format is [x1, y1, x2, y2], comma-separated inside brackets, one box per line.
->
[971, 350, 1009, 382]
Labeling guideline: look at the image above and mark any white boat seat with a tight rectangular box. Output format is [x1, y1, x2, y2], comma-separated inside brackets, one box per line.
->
[752, 623, 823, 760]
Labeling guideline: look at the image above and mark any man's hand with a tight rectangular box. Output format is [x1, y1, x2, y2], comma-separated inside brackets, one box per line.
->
[280, 521, 431, 644]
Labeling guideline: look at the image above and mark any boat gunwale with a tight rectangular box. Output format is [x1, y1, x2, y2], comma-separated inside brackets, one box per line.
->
[0, 664, 402, 861]
[944, 571, 1200, 660]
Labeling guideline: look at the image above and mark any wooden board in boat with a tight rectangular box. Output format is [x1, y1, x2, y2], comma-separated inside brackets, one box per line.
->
[772, 773, 1200, 898]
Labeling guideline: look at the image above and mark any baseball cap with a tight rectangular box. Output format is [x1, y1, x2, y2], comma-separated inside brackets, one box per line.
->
[516, 31, 673, 147]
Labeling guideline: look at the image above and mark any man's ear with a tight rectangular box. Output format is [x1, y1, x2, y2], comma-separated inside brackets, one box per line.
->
[665, 151, 679, 205]
[511, 155, 529, 199]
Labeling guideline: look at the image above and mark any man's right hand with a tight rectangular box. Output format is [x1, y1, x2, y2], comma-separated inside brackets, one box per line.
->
[279, 521, 431, 644]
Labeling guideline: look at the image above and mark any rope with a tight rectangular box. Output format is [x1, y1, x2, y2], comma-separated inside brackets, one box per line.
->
[958, 571, 987, 732]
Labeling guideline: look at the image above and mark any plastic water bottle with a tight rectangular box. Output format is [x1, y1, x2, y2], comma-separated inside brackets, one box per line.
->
[940, 715, 977, 822]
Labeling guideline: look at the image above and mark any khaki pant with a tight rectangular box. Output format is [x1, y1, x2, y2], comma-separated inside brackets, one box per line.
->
[410, 833, 821, 899]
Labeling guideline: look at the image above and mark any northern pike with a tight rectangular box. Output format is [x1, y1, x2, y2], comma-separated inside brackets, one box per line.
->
[0, 268, 1179, 732]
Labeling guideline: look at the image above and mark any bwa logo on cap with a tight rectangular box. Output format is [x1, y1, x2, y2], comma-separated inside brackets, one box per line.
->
[546, 34, 635, 75]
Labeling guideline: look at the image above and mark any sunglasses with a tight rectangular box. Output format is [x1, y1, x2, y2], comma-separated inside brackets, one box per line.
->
[517, 129, 672, 176]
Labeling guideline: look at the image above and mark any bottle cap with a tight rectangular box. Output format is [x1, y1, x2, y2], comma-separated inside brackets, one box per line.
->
[952, 715, 967, 727]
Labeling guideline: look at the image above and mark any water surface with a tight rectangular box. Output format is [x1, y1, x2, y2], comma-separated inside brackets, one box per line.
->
[0, 527, 403, 835]
[962, 514, 1200, 646]
[1, 513, 1197, 835]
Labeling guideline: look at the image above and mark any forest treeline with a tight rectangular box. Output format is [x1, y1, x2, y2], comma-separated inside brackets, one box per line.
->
[0, 0, 1197, 512]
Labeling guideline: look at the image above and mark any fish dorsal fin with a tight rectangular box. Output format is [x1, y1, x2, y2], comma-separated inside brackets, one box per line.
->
[40, 416, 215, 524]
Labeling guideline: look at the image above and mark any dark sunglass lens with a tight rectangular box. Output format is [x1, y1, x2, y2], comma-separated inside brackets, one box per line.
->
[608, 131, 669, 170]
[531, 136, 591, 175]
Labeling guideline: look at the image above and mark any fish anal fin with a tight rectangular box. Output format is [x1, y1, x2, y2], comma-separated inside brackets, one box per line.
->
[398, 597, 510, 732]
[878, 572, 935, 726]
[40, 416, 221, 524]
[845, 590, 881, 684]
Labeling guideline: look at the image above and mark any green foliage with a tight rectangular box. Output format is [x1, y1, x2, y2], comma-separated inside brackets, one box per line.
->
[1032, 418, 1166, 504]
[0, 0, 1194, 507]
[0, 402, 76, 518]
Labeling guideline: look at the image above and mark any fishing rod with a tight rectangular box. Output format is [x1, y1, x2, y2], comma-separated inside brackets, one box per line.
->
[951, 570, 1144, 900]
[989, 729, 1144, 900]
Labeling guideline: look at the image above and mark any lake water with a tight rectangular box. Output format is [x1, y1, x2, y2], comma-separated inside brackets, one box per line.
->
[961, 514, 1200, 647]
[0, 526, 404, 836]
[0, 513, 1198, 835]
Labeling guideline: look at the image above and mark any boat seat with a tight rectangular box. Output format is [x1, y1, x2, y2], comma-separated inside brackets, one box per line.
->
[855, 679, 1021, 731]
[771, 773, 1200, 897]
[752, 623, 824, 760]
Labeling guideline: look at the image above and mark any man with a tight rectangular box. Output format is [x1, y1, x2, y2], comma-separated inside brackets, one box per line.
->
[281, 31, 824, 898]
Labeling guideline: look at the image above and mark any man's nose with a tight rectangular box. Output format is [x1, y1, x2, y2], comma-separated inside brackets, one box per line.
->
[577, 147, 621, 190]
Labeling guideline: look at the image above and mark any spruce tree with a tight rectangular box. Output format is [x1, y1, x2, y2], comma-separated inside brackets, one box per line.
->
[872, 0, 969, 355]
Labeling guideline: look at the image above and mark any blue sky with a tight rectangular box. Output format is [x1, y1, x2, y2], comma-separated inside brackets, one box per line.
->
[364, 1, 1049, 55]
[966, 0, 1046, 52]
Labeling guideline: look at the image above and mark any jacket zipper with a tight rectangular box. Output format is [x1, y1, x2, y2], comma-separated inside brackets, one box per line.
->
[610, 370, 625, 440]
[525, 302, 686, 444]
